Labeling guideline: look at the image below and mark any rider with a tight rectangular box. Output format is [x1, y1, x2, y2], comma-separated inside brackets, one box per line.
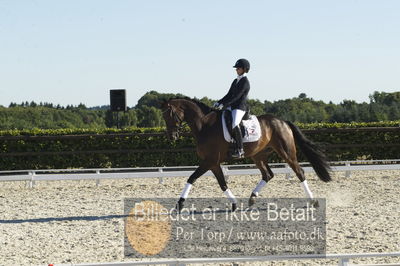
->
[213, 58, 250, 158]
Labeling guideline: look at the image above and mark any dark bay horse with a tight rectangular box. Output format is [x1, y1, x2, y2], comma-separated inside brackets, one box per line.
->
[161, 97, 331, 211]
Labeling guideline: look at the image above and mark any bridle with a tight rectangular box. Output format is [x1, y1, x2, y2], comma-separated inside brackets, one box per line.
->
[163, 105, 184, 130]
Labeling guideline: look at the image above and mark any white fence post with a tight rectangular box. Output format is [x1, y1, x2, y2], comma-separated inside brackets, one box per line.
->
[285, 164, 292, 179]
[338, 257, 349, 266]
[345, 162, 351, 177]
[96, 170, 101, 186]
[158, 168, 164, 184]
[29, 171, 36, 188]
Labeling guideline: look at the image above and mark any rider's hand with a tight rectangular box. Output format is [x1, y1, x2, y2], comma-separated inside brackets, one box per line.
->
[216, 103, 224, 110]
[212, 102, 220, 108]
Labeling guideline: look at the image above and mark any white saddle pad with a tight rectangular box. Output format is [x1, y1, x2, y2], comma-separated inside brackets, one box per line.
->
[222, 111, 262, 143]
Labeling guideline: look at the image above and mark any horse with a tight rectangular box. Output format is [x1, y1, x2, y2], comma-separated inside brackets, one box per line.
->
[160, 97, 331, 211]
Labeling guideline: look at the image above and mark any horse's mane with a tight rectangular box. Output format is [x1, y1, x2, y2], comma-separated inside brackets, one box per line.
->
[169, 97, 214, 115]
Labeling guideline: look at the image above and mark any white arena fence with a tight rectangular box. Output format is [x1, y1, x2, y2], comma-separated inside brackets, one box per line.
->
[0, 159, 400, 188]
[51, 252, 400, 266]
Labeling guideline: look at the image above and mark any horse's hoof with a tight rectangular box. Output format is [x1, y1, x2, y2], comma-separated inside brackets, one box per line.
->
[232, 203, 237, 212]
[310, 199, 319, 208]
[175, 203, 183, 213]
[176, 198, 185, 213]
[248, 194, 256, 207]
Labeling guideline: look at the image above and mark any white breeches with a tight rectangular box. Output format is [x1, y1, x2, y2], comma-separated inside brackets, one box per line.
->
[231, 109, 246, 129]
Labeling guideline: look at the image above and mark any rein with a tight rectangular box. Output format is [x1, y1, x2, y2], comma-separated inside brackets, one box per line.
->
[163, 106, 185, 130]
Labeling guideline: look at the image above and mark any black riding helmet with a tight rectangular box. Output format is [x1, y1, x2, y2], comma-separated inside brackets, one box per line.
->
[233, 58, 250, 72]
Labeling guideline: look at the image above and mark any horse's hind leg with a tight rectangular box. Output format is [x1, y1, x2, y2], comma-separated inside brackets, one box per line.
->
[249, 151, 274, 206]
[271, 136, 318, 206]
[211, 165, 237, 211]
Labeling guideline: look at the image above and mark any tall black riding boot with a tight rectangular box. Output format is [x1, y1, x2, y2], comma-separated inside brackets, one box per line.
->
[232, 126, 244, 158]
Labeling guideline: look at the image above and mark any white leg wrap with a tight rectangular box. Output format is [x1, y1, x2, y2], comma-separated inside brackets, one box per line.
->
[300, 180, 314, 199]
[252, 180, 267, 196]
[180, 183, 192, 199]
[224, 189, 237, 204]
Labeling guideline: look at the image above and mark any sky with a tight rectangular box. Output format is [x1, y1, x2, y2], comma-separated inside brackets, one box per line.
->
[0, 0, 399, 107]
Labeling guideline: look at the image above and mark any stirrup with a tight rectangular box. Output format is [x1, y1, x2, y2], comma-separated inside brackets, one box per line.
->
[232, 149, 244, 158]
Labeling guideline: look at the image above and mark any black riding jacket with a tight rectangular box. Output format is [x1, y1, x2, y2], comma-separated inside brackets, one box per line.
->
[218, 76, 250, 111]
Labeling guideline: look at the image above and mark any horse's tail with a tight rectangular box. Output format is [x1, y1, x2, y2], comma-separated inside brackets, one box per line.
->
[285, 121, 332, 182]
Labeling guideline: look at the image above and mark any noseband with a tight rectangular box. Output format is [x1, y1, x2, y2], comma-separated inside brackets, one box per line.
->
[163, 105, 184, 130]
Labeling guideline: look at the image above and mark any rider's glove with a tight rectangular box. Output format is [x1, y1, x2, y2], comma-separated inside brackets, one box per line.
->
[216, 103, 224, 110]
[213, 102, 220, 108]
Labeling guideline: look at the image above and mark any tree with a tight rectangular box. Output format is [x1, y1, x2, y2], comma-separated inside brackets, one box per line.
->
[298, 93, 307, 99]
[2, 90, 399, 130]
[199, 97, 214, 107]
[248, 99, 265, 115]
[137, 106, 163, 127]
[369, 91, 400, 105]
[136, 90, 185, 109]
[77, 103, 87, 109]
[105, 109, 137, 128]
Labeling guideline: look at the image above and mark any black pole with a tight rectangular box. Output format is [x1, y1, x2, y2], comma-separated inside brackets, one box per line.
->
[116, 111, 120, 129]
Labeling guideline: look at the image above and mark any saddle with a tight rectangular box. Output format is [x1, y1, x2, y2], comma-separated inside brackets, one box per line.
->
[223, 109, 248, 137]
[221, 109, 261, 143]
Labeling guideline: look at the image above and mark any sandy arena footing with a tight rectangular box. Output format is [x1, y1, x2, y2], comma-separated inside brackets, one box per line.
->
[0, 170, 399, 265]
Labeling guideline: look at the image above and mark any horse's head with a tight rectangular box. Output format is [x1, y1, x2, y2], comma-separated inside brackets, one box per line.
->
[160, 99, 184, 141]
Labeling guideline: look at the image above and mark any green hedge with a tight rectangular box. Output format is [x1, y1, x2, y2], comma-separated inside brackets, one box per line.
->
[0, 121, 399, 170]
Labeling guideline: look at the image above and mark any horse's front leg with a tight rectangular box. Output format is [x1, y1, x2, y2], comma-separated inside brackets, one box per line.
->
[177, 163, 209, 212]
[211, 165, 237, 211]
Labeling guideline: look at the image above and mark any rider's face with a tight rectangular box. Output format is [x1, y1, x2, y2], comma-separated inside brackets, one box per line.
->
[236, 67, 245, 76]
